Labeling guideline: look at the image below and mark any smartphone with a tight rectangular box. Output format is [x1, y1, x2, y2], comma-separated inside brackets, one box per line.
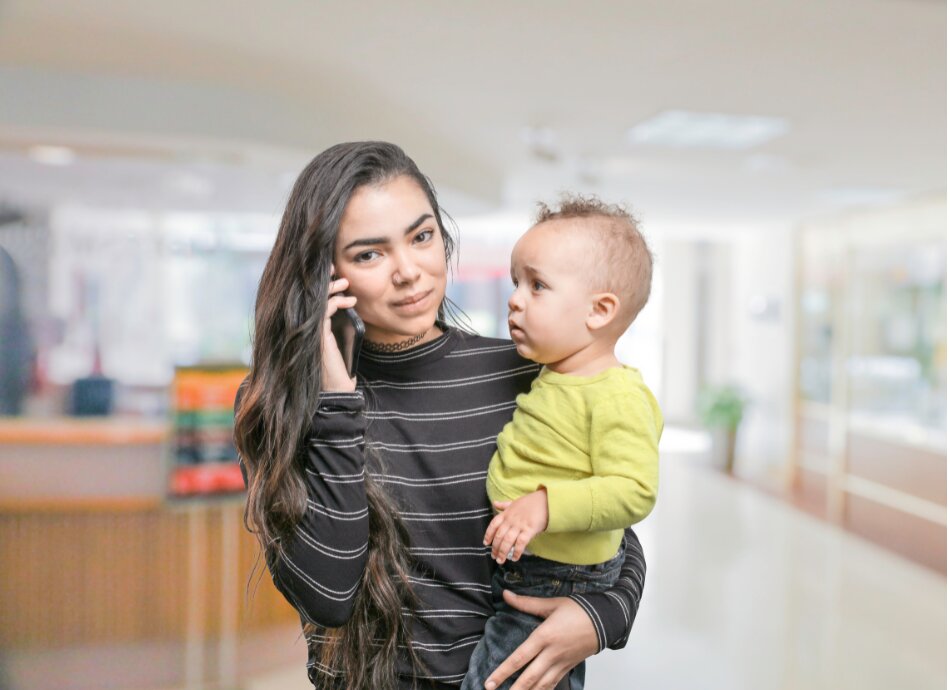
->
[330, 307, 365, 378]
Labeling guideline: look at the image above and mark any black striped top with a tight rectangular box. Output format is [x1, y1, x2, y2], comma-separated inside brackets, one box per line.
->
[238, 327, 646, 687]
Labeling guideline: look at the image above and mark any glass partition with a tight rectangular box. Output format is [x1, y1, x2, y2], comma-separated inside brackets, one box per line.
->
[846, 239, 946, 443]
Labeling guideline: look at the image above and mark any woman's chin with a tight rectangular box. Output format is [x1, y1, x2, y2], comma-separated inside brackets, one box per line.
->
[403, 311, 439, 333]
[374, 312, 439, 339]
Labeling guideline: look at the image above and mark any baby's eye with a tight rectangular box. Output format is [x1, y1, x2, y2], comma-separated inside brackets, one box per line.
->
[532, 280, 546, 291]
[413, 229, 434, 244]
[354, 249, 381, 263]
[511, 277, 519, 287]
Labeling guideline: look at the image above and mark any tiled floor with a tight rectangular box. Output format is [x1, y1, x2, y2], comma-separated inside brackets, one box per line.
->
[241, 444, 947, 690]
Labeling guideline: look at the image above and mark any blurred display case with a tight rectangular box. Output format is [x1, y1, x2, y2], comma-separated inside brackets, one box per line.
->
[168, 365, 247, 497]
[792, 196, 947, 572]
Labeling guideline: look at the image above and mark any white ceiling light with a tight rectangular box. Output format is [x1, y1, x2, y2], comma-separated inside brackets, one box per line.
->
[626, 110, 789, 150]
[28, 145, 77, 166]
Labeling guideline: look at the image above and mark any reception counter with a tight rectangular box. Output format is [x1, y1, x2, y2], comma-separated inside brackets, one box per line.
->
[0, 418, 304, 690]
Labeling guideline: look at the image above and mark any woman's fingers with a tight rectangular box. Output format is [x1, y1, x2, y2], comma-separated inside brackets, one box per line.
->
[325, 293, 357, 319]
[512, 659, 566, 690]
[484, 635, 544, 690]
[491, 595, 597, 690]
[500, 590, 558, 618]
[509, 657, 556, 690]
[328, 276, 349, 296]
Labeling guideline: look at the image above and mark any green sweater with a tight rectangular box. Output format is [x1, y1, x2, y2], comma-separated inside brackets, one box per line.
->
[486, 365, 662, 565]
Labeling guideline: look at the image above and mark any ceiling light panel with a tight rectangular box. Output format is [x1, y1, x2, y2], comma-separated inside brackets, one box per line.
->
[626, 110, 789, 150]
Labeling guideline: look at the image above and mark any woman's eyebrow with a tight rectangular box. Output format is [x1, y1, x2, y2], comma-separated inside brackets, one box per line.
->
[404, 213, 433, 234]
[342, 213, 434, 252]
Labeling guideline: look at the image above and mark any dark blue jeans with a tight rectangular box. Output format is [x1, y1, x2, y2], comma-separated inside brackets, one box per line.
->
[461, 548, 624, 690]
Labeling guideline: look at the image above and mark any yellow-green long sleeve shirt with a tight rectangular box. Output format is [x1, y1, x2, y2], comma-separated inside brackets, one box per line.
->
[486, 364, 662, 565]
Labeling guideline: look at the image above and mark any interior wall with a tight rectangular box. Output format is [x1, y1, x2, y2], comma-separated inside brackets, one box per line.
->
[659, 230, 795, 479]
[660, 241, 700, 423]
[728, 228, 796, 473]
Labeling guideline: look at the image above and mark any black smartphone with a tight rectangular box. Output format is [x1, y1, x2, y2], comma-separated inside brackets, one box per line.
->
[330, 307, 365, 378]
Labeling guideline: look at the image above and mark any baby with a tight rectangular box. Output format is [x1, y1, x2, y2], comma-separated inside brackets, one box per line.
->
[462, 196, 663, 690]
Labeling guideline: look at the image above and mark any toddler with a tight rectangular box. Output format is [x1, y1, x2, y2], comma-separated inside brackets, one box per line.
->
[461, 196, 663, 690]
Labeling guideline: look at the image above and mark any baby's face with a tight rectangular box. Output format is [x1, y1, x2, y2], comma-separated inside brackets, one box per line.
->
[507, 222, 598, 365]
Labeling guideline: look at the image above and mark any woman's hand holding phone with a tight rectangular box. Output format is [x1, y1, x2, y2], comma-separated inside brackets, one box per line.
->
[322, 272, 358, 392]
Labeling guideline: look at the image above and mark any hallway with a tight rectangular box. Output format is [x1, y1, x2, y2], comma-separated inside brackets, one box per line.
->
[246, 434, 947, 690]
[587, 438, 947, 690]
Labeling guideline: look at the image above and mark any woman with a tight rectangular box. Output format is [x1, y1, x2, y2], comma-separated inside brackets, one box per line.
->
[234, 142, 646, 690]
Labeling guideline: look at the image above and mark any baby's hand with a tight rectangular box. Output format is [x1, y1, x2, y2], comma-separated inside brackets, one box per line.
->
[483, 489, 549, 564]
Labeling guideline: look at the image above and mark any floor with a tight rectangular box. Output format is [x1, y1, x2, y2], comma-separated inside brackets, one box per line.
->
[237, 433, 947, 690]
[583, 449, 947, 690]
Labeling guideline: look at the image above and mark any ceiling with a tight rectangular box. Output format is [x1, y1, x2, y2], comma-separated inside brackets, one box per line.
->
[0, 0, 945, 231]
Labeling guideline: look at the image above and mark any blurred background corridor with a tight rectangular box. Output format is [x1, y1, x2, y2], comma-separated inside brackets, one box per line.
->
[0, 1, 945, 689]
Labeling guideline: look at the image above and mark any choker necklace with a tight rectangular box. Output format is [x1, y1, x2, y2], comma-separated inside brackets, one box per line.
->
[363, 329, 430, 353]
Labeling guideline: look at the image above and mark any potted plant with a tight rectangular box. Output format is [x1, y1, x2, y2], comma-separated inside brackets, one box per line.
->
[697, 385, 747, 474]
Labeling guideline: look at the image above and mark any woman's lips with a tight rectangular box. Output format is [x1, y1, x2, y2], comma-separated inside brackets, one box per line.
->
[391, 289, 433, 314]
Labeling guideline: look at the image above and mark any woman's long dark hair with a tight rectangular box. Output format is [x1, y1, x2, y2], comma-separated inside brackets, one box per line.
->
[234, 142, 458, 689]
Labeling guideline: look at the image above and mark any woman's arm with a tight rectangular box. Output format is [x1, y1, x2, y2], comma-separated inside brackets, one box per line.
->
[236, 385, 369, 628]
[568, 528, 646, 650]
[484, 530, 646, 690]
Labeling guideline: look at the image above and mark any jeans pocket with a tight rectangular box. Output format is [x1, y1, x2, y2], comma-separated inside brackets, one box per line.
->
[568, 549, 624, 592]
[502, 568, 524, 586]
[521, 579, 563, 598]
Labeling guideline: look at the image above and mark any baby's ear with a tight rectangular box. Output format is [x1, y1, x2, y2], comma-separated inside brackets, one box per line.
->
[587, 292, 620, 331]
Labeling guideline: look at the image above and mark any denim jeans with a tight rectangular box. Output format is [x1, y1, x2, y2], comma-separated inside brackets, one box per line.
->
[461, 548, 624, 690]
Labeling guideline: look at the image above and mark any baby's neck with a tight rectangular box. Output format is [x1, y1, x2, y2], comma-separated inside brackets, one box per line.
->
[545, 344, 621, 377]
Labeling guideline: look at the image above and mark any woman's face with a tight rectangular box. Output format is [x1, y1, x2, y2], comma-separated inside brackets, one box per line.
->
[333, 175, 447, 344]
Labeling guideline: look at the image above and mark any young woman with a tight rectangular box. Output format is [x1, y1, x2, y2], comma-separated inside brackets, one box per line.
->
[234, 142, 646, 690]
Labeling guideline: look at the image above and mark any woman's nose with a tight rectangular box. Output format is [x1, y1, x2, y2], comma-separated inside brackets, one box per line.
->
[392, 252, 422, 285]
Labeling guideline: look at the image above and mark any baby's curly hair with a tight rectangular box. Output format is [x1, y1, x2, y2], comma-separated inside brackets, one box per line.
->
[534, 194, 653, 327]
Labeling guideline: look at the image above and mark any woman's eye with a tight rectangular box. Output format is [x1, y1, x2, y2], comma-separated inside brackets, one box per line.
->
[354, 250, 380, 263]
[414, 229, 434, 243]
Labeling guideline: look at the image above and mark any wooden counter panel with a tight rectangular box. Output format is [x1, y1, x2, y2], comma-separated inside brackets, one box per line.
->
[0, 503, 298, 649]
[2, 508, 187, 646]
[0, 498, 163, 513]
[0, 444, 167, 502]
[0, 418, 169, 445]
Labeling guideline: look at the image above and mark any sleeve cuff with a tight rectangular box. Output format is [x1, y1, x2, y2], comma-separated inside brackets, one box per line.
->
[569, 591, 627, 652]
[569, 594, 608, 654]
[317, 390, 365, 409]
[311, 390, 366, 438]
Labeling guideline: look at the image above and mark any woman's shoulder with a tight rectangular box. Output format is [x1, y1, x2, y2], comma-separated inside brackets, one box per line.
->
[446, 330, 534, 366]
[442, 330, 540, 392]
